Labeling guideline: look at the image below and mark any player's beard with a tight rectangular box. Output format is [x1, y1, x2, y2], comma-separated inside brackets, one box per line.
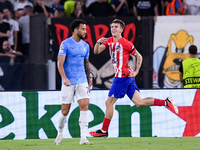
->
[77, 32, 85, 39]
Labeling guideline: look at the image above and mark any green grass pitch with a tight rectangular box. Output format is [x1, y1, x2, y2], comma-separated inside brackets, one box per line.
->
[0, 137, 200, 150]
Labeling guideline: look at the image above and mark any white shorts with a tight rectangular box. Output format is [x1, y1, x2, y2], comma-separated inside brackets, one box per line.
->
[60, 82, 90, 104]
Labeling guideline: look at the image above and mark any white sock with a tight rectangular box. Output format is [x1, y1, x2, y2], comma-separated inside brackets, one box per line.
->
[101, 129, 107, 133]
[79, 111, 88, 141]
[58, 112, 67, 134]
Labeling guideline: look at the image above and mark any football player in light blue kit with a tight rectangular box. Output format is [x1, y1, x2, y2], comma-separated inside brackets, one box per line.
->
[54, 19, 92, 145]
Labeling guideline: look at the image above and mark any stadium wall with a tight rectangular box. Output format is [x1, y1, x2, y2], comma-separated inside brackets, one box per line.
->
[0, 89, 200, 140]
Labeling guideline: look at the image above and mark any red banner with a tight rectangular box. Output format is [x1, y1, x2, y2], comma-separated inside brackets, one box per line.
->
[50, 17, 143, 89]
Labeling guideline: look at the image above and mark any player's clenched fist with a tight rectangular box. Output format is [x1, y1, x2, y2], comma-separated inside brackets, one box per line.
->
[97, 37, 107, 44]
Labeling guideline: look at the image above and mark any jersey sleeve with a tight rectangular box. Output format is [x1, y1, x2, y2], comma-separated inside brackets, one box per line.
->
[128, 41, 136, 55]
[58, 41, 67, 56]
[14, 21, 19, 31]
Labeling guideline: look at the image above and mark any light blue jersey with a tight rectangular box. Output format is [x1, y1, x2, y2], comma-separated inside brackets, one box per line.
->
[58, 37, 90, 85]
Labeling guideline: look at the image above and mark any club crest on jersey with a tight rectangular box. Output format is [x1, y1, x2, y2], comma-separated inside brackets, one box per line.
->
[116, 45, 121, 51]
[83, 47, 86, 51]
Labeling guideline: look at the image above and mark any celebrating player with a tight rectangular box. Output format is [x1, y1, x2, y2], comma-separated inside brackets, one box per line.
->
[89, 19, 178, 138]
[54, 19, 92, 145]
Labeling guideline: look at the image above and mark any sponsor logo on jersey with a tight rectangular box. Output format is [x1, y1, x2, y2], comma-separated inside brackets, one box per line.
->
[59, 44, 64, 53]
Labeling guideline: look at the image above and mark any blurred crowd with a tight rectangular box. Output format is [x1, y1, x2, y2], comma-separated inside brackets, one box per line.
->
[0, 0, 200, 62]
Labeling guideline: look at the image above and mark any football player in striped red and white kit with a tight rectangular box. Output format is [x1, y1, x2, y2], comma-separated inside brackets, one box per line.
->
[89, 19, 178, 138]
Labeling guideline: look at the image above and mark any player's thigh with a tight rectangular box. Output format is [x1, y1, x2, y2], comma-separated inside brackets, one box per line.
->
[60, 84, 75, 104]
[76, 82, 90, 108]
[131, 90, 143, 105]
[75, 82, 90, 101]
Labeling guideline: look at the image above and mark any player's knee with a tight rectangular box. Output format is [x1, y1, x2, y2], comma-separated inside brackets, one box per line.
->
[105, 99, 113, 108]
[83, 105, 88, 110]
[62, 109, 69, 116]
[105, 100, 109, 106]
[79, 103, 89, 111]
[105, 97, 116, 107]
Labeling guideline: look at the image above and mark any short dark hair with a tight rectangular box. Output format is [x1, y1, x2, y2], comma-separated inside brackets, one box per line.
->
[70, 19, 86, 32]
[3, 8, 11, 12]
[189, 45, 197, 54]
[111, 19, 125, 30]
[55, 8, 66, 18]
[24, 5, 33, 13]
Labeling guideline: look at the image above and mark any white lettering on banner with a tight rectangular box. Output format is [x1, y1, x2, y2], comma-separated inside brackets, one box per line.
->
[0, 89, 200, 139]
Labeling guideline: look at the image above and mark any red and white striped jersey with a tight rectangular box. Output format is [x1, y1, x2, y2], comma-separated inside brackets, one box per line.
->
[103, 37, 136, 77]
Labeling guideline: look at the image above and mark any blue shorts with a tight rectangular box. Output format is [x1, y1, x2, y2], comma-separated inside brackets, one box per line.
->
[108, 77, 139, 100]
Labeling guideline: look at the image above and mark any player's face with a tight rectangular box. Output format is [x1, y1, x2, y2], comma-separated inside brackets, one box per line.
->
[77, 23, 87, 39]
[110, 23, 123, 37]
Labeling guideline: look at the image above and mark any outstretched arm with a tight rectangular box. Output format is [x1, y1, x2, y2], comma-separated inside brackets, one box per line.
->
[0, 53, 15, 58]
[94, 37, 107, 54]
[15, 51, 23, 56]
[129, 50, 143, 78]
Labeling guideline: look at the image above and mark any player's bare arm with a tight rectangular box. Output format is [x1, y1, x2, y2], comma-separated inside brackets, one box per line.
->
[129, 50, 143, 78]
[57, 55, 70, 86]
[84, 58, 90, 84]
[134, 50, 143, 73]
[94, 37, 107, 54]
[15, 51, 23, 56]
[0, 31, 10, 38]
